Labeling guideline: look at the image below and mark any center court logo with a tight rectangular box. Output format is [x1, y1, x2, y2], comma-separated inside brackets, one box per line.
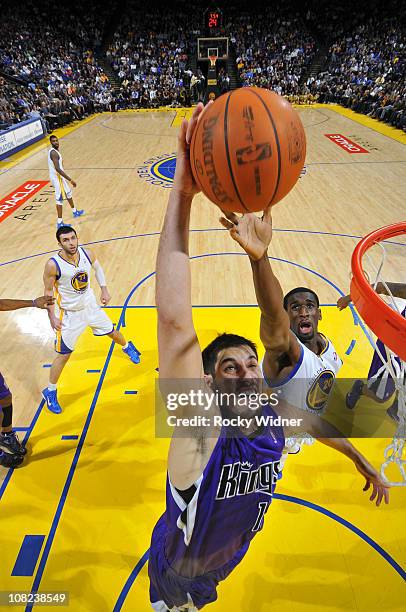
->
[136, 153, 176, 189]
[137, 154, 307, 189]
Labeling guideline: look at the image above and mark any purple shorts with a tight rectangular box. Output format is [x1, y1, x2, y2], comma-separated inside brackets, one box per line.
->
[367, 339, 399, 401]
[0, 371, 11, 400]
[149, 516, 249, 610]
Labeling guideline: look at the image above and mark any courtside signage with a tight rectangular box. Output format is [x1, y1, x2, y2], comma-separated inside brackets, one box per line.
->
[0, 181, 49, 223]
[325, 134, 369, 154]
[0, 118, 45, 160]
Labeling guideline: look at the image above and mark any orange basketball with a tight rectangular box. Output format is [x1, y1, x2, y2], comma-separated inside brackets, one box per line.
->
[190, 87, 306, 213]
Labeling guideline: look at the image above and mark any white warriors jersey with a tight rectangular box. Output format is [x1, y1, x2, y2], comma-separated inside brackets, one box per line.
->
[48, 148, 64, 183]
[51, 247, 95, 311]
[265, 334, 343, 414]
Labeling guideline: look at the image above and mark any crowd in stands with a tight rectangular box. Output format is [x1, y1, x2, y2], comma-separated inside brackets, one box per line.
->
[228, 11, 316, 96]
[106, 4, 202, 109]
[308, 10, 405, 130]
[0, 0, 115, 131]
[1, 0, 404, 131]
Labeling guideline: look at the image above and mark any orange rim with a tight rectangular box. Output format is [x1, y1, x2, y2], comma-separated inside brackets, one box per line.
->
[350, 222, 406, 361]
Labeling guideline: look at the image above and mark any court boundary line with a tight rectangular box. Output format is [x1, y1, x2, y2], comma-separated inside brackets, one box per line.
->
[1, 103, 403, 177]
[117, 252, 357, 330]
[113, 492, 406, 610]
[0, 400, 44, 501]
[325, 104, 406, 145]
[0, 227, 404, 269]
[0, 115, 98, 174]
[25, 339, 117, 610]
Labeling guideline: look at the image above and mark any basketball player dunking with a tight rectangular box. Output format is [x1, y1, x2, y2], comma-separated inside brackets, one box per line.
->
[149, 104, 389, 612]
[42, 226, 141, 414]
[48, 135, 84, 228]
[0, 295, 54, 468]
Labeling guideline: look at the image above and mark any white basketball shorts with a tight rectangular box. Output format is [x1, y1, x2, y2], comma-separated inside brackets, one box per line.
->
[55, 303, 114, 353]
[52, 175, 72, 203]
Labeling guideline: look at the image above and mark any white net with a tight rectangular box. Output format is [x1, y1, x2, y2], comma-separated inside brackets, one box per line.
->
[352, 239, 406, 486]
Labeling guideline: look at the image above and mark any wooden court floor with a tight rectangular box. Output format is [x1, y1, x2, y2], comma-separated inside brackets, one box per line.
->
[0, 105, 405, 610]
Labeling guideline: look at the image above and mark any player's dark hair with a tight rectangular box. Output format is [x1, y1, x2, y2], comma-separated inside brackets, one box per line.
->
[56, 226, 77, 242]
[202, 333, 258, 375]
[49, 135, 57, 141]
[283, 287, 320, 310]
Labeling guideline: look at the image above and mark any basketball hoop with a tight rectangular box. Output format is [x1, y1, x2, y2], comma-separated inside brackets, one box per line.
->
[351, 221, 406, 486]
[209, 55, 217, 68]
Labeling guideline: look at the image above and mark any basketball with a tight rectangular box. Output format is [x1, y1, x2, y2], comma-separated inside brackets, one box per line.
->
[190, 87, 306, 213]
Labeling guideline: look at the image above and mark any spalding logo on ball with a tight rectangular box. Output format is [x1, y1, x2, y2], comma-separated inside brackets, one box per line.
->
[190, 87, 306, 213]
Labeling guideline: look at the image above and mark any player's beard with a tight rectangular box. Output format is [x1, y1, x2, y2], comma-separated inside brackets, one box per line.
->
[63, 246, 78, 256]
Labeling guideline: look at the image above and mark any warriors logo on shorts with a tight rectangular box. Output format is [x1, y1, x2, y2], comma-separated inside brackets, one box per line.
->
[71, 271, 89, 293]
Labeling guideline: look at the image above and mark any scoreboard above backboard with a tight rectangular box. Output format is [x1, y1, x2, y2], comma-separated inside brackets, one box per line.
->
[205, 7, 222, 30]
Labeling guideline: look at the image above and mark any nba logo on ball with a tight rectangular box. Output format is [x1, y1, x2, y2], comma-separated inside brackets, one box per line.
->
[190, 88, 306, 213]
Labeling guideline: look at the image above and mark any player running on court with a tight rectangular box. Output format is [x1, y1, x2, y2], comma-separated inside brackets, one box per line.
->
[149, 104, 389, 612]
[338, 282, 406, 421]
[0, 295, 54, 467]
[42, 226, 141, 414]
[48, 135, 84, 228]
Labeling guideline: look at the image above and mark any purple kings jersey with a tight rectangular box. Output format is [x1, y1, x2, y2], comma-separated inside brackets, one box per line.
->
[152, 405, 284, 580]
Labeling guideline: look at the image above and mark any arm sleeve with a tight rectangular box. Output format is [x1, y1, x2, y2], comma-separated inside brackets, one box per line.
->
[93, 260, 107, 287]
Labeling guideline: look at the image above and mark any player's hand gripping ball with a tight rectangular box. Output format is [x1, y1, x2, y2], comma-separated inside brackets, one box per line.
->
[190, 87, 306, 213]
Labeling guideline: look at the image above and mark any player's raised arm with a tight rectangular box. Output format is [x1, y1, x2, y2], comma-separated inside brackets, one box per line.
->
[304, 414, 390, 506]
[156, 104, 221, 491]
[220, 208, 301, 381]
[156, 104, 206, 381]
[43, 259, 61, 331]
[279, 402, 390, 506]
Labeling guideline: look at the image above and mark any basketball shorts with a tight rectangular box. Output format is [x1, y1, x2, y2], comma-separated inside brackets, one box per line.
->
[52, 175, 72, 203]
[0, 371, 11, 400]
[55, 303, 114, 354]
[367, 338, 399, 401]
[148, 516, 249, 611]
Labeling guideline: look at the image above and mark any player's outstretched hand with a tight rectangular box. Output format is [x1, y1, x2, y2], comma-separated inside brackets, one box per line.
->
[219, 206, 273, 261]
[173, 102, 210, 199]
[34, 296, 55, 309]
[337, 295, 351, 310]
[355, 456, 390, 506]
[100, 287, 111, 306]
